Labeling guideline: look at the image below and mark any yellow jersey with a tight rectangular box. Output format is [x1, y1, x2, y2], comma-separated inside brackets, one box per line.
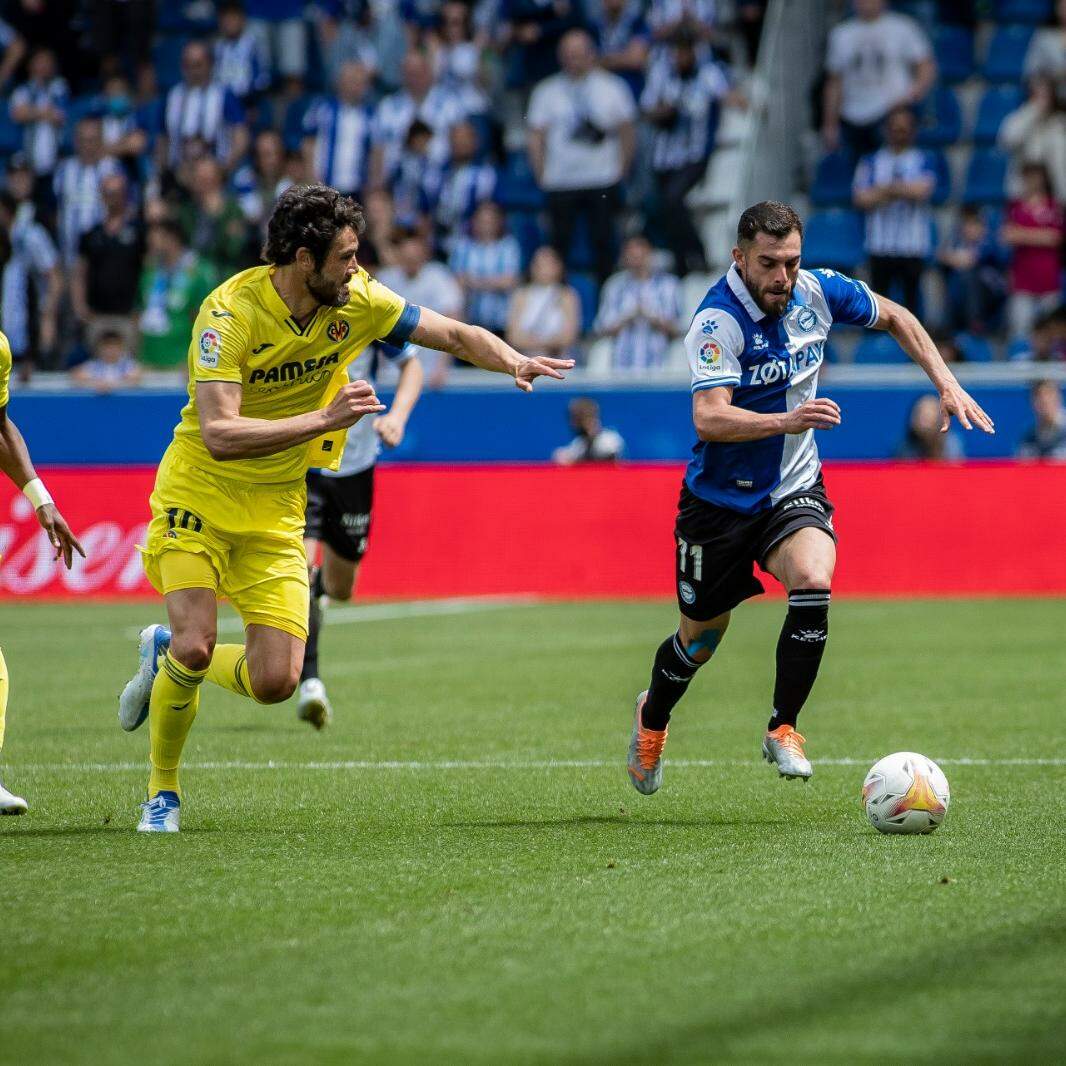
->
[0, 330, 11, 408]
[169, 264, 416, 484]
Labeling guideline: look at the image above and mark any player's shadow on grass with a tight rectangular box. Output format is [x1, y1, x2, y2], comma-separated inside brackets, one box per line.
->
[574, 914, 1066, 1064]
[2, 825, 130, 837]
[443, 815, 791, 829]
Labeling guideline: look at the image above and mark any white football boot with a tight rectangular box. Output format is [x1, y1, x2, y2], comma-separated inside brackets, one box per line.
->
[296, 677, 332, 730]
[118, 624, 171, 732]
[137, 791, 181, 833]
[762, 724, 813, 780]
[0, 778, 28, 815]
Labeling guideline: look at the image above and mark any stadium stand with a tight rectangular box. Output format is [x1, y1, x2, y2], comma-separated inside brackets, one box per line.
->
[803, 0, 1063, 363]
[0, 0, 1059, 388]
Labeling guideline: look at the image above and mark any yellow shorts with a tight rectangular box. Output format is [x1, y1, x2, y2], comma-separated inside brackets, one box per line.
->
[141, 446, 310, 640]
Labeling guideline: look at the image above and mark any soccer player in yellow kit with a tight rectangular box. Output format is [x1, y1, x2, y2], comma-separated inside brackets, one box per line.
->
[0, 330, 85, 814]
[119, 185, 572, 832]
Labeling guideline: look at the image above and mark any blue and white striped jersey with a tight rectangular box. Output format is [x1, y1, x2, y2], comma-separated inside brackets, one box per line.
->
[853, 147, 935, 258]
[448, 234, 521, 333]
[53, 155, 123, 263]
[685, 264, 878, 513]
[163, 82, 245, 166]
[595, 269, 684, 372]
[0, 211, 58, 356]
[9, 77, 69, 175]
[371, 85, 469, 177]
[640, 58, 730, 172]
[214, 31, 270, 101]
[303, 97, 374, 195]
[432, 161, 497, 235]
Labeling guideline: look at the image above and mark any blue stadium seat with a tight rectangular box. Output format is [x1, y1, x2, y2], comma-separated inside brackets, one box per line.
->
[928, 150, 952, 205]
[982, 25, 1035, 83]
[802, 210, 865, 273]
[570, 272, 599, 334]
[156, 4, 215, 34]
[567, 218, 595, 271]
[853, 332, 909, 364]
[973, 85, 1025, 145]
[994, 0, 1053, 23]
[152, 37, 190, 92]
[467, 113, 496, 162]
[955, 332, 996, 362]
[0, 110, 21, 157]
[810, 151, 856, 208]
[931, 26, 974, 84]
[963, 149, 1009, 205]
[505, 211, 547, 269]
[1006, 337, 1031, 359]
[281, 95, 314, 152]
[893, 0, 937, 27]
[496, 152, 545, 211]
[916, 86, 962, 147]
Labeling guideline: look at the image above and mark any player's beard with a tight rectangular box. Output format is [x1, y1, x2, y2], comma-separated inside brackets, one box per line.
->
[749, 277, 793, 317]
[307, 270, 351, 308]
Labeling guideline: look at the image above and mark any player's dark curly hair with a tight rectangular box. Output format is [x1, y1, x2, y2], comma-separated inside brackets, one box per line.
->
[262, 184, 366, 268]
[737, 201, 803, 246]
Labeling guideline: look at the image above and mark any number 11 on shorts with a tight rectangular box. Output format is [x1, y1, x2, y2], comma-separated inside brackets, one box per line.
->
[678, 538, 703, 581]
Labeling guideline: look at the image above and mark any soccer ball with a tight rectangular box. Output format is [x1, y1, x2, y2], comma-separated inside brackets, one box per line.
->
[862, 752, 950, 835]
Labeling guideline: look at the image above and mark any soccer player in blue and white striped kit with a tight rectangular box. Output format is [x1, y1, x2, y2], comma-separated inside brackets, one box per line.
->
[627, 201, 995, 792]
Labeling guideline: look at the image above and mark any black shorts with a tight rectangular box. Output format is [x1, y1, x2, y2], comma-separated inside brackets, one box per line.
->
[305, 467, 375, 563]
[674, 477, 837, 621]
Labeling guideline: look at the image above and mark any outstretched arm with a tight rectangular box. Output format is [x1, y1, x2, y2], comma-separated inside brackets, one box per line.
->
[410, 306, 573, 392]
[871, 293, 994, 434]
[0, 407, 85, 568]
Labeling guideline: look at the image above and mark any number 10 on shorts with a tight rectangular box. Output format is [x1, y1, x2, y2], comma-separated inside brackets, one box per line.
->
[678, 538, 703, 581]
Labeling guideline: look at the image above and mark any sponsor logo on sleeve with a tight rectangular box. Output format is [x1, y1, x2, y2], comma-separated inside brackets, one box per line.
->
[327, 320, 350, 344]
[698, 339, 723, 372]
[198, 328, 221, 368]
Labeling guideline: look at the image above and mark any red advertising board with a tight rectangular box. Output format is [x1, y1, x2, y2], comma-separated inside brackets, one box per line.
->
[1, 463, 1064, 599]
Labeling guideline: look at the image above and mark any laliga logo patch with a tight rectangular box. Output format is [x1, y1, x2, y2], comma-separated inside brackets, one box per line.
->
[796, 306, 817, 332]
[698, 339, 723, 371]
[198, 328, 221, 368]
[678, 581, 696, 605]
[327, 320, 350, 344]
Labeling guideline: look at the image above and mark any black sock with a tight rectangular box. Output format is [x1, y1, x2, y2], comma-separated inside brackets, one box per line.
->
[300, 569, 325, 683]
[642, 632, 703, 731]
[768, 589, 830, 731]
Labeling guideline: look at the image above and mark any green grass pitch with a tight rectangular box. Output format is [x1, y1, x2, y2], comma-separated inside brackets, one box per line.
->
[1, 598, 1064, 1063]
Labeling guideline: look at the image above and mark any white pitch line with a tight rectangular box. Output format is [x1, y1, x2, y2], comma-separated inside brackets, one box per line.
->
[123, 595, 541, 639]
[11, 757, 1066, 773]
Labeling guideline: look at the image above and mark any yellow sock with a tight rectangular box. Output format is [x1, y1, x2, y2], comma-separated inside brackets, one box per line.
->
[148, 652, 206, 798]
[0, 645, 8, 752]
[204, 644, 255, 700]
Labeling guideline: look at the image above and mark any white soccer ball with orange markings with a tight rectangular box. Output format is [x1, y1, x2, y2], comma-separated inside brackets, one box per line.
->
[862, 752, 950, 834]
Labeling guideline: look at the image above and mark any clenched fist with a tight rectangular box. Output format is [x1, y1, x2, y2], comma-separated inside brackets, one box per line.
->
[324, 380, 386, 430]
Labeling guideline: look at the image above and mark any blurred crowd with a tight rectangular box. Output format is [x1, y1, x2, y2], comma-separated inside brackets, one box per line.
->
[0, 0, 1062, 395]
[812, 0, 1064, 364]
[0, 0, 760, 386]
